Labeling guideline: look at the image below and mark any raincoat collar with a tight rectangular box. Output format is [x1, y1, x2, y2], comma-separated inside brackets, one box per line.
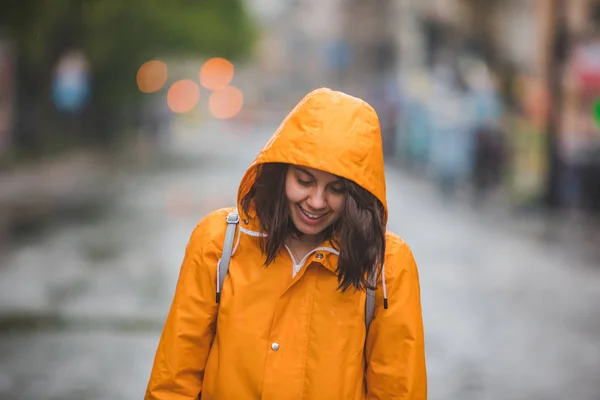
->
[236, 215, 340, 275]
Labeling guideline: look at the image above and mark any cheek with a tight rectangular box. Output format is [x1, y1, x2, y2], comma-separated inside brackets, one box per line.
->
[285, 180, 303, 204]
[329, 195, 346, 215]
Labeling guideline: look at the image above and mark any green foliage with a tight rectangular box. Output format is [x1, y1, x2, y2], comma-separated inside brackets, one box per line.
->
[83, 0, 257, 108]
[1, 0, 258, 137]
[2, 0, 257, 65]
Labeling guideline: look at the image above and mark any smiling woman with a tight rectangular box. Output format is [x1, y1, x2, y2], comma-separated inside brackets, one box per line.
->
[145, 88, 427, 400]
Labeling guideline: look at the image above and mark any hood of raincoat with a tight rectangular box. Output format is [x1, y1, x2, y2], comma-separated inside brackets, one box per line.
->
[237, 87, 387, 224]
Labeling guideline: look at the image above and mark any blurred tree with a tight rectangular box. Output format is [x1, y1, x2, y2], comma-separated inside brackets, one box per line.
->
[0, 0, 257, 156]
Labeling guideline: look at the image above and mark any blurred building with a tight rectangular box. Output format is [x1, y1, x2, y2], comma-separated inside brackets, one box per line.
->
[248, 0, 400, 106]
[248, 0, 345, 109]
[493, 0, 600, 210]
[337, 0, 397, 95]
[392, 0, 600, 209]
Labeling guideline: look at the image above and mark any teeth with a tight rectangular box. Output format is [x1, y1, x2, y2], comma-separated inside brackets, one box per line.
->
[300, 207, 324, 219]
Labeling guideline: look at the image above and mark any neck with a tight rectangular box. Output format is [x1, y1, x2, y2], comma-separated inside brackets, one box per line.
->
[286, 234, 324, 263]
[292, 233, 324, 247]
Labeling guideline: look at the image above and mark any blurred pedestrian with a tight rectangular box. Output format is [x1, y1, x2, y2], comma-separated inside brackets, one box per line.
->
[145, 88, 427, 400]
[472, 125, 505, 201]
[468, 61, 505, 202]
[428, 63, 474, 198]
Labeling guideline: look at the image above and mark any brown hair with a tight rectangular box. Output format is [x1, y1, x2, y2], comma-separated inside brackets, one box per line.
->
[240, 162, 386, 292]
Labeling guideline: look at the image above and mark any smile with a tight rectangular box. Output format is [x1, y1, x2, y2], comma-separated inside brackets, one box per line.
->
[298, 205, 328, 220]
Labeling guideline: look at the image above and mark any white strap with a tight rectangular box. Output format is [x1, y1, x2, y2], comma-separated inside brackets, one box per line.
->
[365, 272, 376, 331]
[216, 209, 239, 303]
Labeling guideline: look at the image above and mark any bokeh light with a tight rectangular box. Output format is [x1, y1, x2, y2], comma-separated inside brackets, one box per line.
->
[209, 86, 244, 119]
[167, 80, 200, 114]
[593, 97, 600, 129]
[200, 57, 234, 90]
[136, 60, 168, 93]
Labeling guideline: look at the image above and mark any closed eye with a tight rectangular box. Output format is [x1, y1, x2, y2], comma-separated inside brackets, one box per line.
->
[297, 178, 313, 186]
[329, 185, 346, 194]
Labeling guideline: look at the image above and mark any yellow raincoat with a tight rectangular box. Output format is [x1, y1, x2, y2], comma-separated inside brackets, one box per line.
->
[146, 88, 427, 399]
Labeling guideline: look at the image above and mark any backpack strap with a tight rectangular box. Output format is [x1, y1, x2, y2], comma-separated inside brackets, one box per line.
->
[216, 209, 239, 303]
[365, 271, 376, 332]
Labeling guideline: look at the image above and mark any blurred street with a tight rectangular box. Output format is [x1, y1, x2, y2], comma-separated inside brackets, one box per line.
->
[2, 0, 600, 399]
[0, 120, 599, 400]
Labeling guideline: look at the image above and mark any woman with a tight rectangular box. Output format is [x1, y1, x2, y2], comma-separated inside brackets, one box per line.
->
[145, 88, 427, 399]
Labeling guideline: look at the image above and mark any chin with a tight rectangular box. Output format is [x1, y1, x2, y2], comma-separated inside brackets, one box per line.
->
[290, 213, 326, 237]
[296, 224, 324, 236]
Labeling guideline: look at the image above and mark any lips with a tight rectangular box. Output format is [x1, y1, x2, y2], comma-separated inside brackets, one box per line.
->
[298, 204, 328, 220]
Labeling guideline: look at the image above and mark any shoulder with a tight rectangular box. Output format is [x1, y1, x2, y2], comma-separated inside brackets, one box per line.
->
[384, 230, 414, 259]
[195, 207, 236, 231]
[187, 207, 237, 256]
[383, 230, 419, 280]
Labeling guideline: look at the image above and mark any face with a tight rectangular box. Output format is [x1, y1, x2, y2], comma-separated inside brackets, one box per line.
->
[285, 165, 346, 239]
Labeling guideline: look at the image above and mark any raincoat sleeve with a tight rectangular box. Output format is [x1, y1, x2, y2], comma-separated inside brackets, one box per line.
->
[145, 215, 221, 400]
[365, 239, 427, 399]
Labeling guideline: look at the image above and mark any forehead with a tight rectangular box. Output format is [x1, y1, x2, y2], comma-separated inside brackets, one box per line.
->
[291, 165, 340, 183]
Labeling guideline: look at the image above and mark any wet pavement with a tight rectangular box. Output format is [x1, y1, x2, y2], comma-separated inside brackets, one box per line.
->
[1, 120, 599, 400]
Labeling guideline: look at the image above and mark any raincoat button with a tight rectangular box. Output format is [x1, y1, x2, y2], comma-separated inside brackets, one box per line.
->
[315, 253, 324, 259]
[271, 342, 280, 351]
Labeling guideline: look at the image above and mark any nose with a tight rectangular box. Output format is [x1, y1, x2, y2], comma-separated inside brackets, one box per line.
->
[306, 188, 327, 210]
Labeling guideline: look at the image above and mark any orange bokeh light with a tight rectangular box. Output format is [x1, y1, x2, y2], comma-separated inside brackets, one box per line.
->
[137, 60, 168, 93]
[167, 80, 200, 114]
[200, 57, 234, 90]
[209, 86, 244, 120]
